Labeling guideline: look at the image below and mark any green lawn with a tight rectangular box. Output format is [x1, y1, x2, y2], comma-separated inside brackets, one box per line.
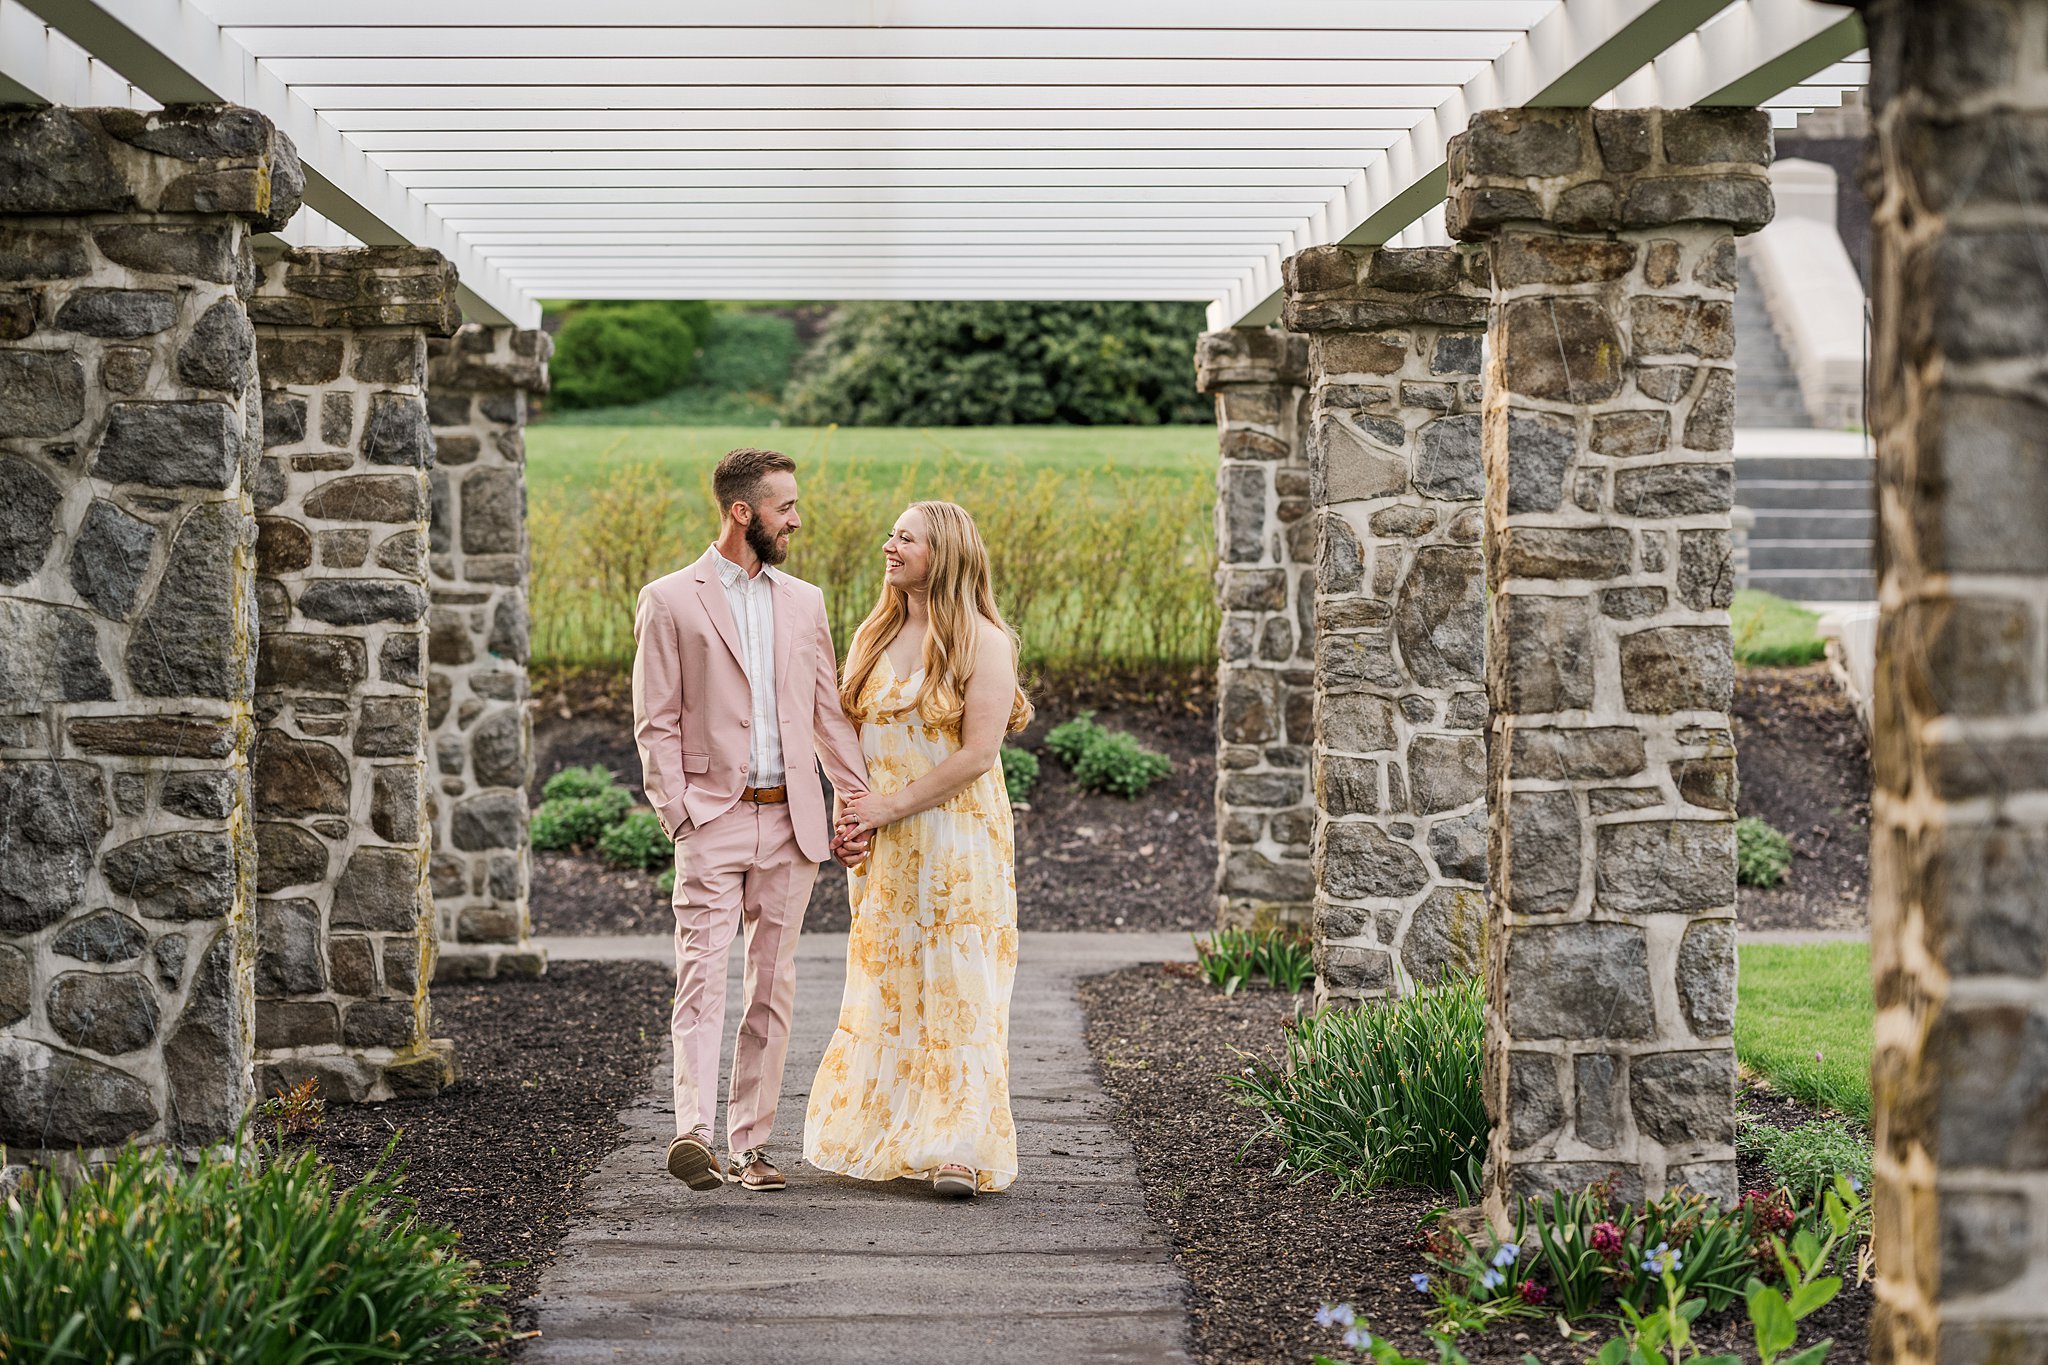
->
[1736, 941, 1873, 1121]
[1731, 588, 1826, 666]
[525, 423, 1216, 512]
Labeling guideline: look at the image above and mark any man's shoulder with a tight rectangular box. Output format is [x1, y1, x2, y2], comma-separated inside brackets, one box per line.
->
[643, 561, 707, 599]
[769, 568, 827, 607]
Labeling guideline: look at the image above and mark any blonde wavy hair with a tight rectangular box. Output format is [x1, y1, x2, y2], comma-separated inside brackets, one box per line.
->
[839, 501, 1033, 736]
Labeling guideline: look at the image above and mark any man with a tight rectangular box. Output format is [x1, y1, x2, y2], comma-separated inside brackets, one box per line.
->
[632, 447, 870, 1193]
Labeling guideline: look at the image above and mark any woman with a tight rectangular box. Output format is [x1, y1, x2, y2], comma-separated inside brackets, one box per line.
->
[802, 501, 1032, 1198]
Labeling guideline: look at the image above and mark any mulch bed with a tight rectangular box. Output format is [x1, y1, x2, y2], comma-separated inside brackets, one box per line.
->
[301, 960, 670, 1348]
[528, 669, 1217, 937]
[1078, 966, 1872, 1365]
[1734, 666, 1871, 933]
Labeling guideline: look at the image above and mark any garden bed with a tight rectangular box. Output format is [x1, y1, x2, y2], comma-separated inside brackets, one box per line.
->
[528, 672, 1215, 936]
[1078, 965, 1873, 1365]
[1733, 666, 1870, 933]
[300, 960, 669, 1347]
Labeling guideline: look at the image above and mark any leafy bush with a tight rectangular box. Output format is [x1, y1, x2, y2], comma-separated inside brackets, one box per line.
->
[0, 1135, 508, 1363]
[1042, 711, 1172, 798]
[542, 309, 803, 426]
[781, 300, 1211, 426]
[549, 301, 707, 410]
[1232, 975, 1488, 1199]
[542, 763, 618, 802]
[530, 789, 634, 851]
[598, 807, 673, 872]
[1194, 926, 1258, 994]
[1737, 1118, 1872, 1203]
[1044, 713, 1106, 767]
[1001, 746, 1039, 806]
[1737, 815, 1794, 887]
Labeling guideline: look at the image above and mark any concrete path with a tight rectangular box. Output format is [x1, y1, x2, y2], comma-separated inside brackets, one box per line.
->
[523, 931, 1199, 1364]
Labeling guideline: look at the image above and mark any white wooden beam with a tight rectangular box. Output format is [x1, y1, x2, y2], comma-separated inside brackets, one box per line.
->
[1610, 2, 1863, 109]
[0, 0, 149, 106]
[16, 0, 537, 326]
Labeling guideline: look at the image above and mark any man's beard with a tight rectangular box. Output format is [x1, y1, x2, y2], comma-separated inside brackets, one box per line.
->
[745, 515, 790, 565]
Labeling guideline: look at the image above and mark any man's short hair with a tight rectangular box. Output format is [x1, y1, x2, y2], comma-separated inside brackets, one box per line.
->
[712, 447, 797, 517]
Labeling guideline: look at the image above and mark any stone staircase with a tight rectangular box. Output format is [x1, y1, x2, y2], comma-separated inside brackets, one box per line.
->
[1732, 258, 1875, 604]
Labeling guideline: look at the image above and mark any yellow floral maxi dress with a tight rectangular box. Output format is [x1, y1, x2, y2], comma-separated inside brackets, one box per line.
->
[803, 653, 1019, 1192]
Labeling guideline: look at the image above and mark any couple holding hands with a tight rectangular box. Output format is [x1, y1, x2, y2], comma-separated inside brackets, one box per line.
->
[630, 447, 1028, 1200]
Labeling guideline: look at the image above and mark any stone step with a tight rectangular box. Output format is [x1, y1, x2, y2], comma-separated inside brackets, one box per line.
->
[1746, 540, 1876, 572]
[1733, 255, 1812, 428]
[1746, 568, 1879, 602]
[1734, 454, 1876, 483]
[1736, 479, 1874, 511]
[1748, 508, 1876, 539]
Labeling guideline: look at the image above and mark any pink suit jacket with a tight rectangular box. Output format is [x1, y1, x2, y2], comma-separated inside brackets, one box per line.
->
[631, 548, 869, 864]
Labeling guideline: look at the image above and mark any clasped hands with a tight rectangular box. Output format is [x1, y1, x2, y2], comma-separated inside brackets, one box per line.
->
[828, 789, 903, 870]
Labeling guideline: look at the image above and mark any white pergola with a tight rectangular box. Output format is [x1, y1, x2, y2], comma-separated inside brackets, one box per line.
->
[0, 0, 1865, 330]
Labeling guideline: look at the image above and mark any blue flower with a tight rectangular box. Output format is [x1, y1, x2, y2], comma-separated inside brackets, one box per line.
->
[1343, 1326, 1374, 1351]
[1317, 1303, 1357, 1329]
[1848, 1176, 1863, 1193]
[1410, 1273, 1431, 1293]
[1641, 1242, 1681, 1276]
[1492, 1242, 1521, 1268]
[1480, 1268, 1505, 1290]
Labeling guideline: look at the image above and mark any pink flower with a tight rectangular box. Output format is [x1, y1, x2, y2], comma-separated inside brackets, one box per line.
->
[1590, 1221, 1623, 1256]
[1519, 1280, 1548, 1305]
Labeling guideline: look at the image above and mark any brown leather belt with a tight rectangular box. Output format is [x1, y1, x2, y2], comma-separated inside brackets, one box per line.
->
[739, 785, 788, 805]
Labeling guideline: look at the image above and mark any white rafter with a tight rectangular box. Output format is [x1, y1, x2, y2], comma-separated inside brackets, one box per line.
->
[2, 0, 1866, 315]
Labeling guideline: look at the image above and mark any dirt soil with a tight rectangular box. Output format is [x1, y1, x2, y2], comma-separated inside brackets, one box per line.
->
[301, 961, 670, 1348]
[527, 663, 1870, 939]
[528, 670, 1217, 937]
[1078, 966, 1872, 1365]
[1733, 667, 1871, 932]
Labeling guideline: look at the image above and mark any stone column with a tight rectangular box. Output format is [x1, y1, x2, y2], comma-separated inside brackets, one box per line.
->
[247, 246, 460, 1102]
[424, 323, 550, 982]
[1195, 328, 1315, 931]
[1447, 107, 1772, 1217]
[1280, 243, 1492, 1007]
[1855, 2, 2048, 1359]
[0, 106, 301, 1157]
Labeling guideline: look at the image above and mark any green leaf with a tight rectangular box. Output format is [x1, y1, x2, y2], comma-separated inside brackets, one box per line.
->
[1784, 1340, 1835, 1365]
[1749, 1284, 1797, 1360]
[1593, 1336, 1633, 1365]
[1787, 1277, 1841, 1318]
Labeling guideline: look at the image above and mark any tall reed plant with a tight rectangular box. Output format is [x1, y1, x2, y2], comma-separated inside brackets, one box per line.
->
[1231, 976, 1489, 1201]
[0, 1134, 509, 1362]
[528, 436, 1219, 680]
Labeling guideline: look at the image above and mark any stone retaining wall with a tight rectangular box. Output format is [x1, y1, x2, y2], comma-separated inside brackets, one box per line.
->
[1281, 243, 1492, 1007]
[1858, 2, 2048, 1358]
[1449, 107, 1770, 1218]
[425, 324, 549, 982]
[248, 246, 460, 1102]
[1196, 328, 1316, 930]
[0, 106, 301, 1156]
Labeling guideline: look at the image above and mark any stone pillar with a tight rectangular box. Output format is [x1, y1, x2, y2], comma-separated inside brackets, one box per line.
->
[1280, 243, 1492, 1007]
[1448, 107, 1773, 1217]
[0, 106, 301, 1156]
[1855, 2, 2048, 1359]
[424, 323, 550, 982]
[1195, 328, 1316, 931]
[247, 246, 460, 1102]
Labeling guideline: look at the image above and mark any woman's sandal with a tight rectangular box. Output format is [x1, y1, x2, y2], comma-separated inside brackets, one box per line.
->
[932, 1164, 977, 1199]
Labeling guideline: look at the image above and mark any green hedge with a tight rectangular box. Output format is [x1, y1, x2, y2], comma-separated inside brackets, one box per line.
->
[548, 300, 714, 410]
[781, 301, 1211, 426]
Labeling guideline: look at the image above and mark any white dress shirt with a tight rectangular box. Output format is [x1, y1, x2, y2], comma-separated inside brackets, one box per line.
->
[713, 548, 787, 788]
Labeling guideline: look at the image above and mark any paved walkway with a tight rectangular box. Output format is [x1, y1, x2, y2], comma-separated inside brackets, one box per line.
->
[523, 931, 1198, 1364]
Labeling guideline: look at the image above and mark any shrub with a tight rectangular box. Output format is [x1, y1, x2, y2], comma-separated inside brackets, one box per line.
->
[1194, 926, 1258, 994]
[1232, 975, 1488, 1199]
[530, 788, 634, 851]
[1001, 746, 1040, 806]
[1737, 815, 1794, 887]
[542, 763, 618, 802]
[0, 1135, 508, 1362]
[1737, 1117, 1872, 1203]
[1043, 712, 1172, 798]
[549, 302, 703, 410]
[782, 300, 1211, 426]
[598, 807, 673, 872]
[1195, 927, 1315, 995]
